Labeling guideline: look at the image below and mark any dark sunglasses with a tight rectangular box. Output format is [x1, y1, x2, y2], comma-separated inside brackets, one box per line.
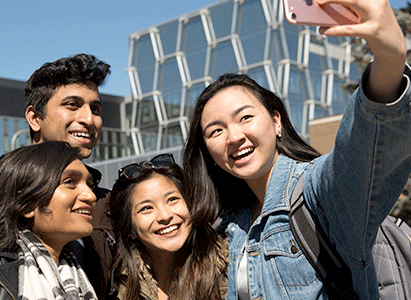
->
[118, 153, 175, 180]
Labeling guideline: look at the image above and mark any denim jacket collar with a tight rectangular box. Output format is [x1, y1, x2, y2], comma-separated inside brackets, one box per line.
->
[260, 154, 295, 217]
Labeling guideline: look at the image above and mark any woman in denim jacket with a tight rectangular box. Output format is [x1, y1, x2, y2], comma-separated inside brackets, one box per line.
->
[183, 0, 411, 298]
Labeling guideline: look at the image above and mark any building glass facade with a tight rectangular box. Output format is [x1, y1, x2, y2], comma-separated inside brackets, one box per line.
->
[126, 0, 360, 155]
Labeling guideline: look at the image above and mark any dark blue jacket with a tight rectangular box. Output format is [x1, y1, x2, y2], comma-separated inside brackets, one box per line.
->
[0, 250, 19, 300]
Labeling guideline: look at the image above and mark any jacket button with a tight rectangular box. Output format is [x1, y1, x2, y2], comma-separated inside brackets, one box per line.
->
[291, 244, 298, 254]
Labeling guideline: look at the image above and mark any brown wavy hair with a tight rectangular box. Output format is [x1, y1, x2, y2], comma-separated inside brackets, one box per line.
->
[109, 163, 227, 300]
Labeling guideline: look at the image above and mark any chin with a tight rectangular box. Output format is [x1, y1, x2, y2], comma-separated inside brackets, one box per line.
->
[78, 149, 92, 159]
[77, 228, 94, 239]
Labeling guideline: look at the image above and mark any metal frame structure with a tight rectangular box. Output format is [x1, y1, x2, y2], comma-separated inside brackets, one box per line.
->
[126, 0, 359, 154]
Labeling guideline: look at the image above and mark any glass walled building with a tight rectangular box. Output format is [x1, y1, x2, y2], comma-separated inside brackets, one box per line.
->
[125, 0, 360, 155]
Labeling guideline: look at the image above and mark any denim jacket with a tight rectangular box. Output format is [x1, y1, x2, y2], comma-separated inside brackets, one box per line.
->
[223, 65, 411, 300]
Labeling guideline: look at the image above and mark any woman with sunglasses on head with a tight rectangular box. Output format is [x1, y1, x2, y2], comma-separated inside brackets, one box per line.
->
[0, 141, 98, 300]
[109, 154, 228, 300]
[183, 0, 411, 299]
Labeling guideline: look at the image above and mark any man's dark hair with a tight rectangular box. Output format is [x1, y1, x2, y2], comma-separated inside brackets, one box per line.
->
[25, 53, 111, 119]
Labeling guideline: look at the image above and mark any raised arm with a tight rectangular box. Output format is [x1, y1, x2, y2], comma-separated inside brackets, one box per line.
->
[318, 0, 406, 103]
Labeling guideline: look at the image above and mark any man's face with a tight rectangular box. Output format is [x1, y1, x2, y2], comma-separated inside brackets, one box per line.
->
[29, 82, 103, 159]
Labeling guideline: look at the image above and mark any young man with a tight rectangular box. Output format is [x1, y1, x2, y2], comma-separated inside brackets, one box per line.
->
[25, 53, 114, 300]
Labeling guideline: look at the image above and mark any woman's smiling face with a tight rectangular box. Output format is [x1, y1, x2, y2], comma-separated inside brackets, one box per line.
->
[130, 174, 192, 255]
[201, 86, 282, 186]
[26, 159, 96, 249]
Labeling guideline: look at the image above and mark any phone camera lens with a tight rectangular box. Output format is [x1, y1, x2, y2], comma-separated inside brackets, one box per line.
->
[291, 13, 297, 19]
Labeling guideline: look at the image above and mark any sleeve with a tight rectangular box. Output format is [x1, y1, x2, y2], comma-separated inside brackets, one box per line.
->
[304, 63, 411, 263]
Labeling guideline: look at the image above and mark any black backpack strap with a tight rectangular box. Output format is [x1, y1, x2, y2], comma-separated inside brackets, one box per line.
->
[289, 175, 359, 300]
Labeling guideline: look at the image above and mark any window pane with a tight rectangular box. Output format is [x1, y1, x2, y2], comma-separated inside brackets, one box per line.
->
[185, 82, 207, 118]
[211, 41, 238, 78]
[182, 16, 207, 53]
[186, 49, 207, 80]
[268, 29, 283, 69]
[282, 21, 304, 62]
[141, 128, 159, 152]
[137, 97, 158, 128]
[135, 35, 157, 94]
[161, 124, 184, 149]
[138, 66, 155, 94]
[135, 35, 156, 68]
[158, 20, 179, 56]
[247, 68, 269, 90]
[163, 88, 182, 119]
[242, 32, 266, 64]
[238, 0, 266, 35]
[159, 58, 181, 90]
[288, 96, 303, 133]
[209, 1, 234, 39]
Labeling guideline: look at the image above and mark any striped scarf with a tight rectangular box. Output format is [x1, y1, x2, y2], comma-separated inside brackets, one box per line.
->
[17, 230, 97, 300]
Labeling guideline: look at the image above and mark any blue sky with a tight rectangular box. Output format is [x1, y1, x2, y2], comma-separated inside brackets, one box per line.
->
[0, 0, 408, 97]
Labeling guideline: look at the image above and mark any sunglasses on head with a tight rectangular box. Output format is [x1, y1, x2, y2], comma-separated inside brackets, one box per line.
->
[118, 153, 175, 180]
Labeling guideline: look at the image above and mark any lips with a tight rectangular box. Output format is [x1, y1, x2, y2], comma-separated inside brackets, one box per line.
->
[155, 224, 180, 235]
[231, 147, 254, 160]
[69, 131, 95, 147]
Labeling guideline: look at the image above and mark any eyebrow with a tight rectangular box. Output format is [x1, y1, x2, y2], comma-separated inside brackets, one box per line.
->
[60, 96, 102, 105]
[62, 169, 82, 177]
[62, 169, 93, 181]
[202, 104, 254, 134]
[133, 199, 152, 210]
[133, 190, 180, 208]
[164, 190, 180, 197]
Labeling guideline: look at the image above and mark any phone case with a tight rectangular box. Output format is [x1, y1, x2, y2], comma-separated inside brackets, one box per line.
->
[283, 0, 359, 26]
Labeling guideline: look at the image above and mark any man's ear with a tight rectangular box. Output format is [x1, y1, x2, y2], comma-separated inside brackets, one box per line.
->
[24, 210, 35, 219]
[25, 106, 41, 133]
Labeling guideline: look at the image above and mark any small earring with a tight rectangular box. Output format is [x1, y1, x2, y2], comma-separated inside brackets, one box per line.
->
[277, 132, 282, 139]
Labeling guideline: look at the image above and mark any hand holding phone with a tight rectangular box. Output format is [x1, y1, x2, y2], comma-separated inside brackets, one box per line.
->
[283, 0, 360, 26]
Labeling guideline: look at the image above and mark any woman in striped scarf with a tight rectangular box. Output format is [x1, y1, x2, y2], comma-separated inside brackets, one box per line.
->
[0, 141, 98, 300]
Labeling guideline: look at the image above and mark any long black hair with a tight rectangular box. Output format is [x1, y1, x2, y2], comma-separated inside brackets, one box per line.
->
[109, 163, 227, 300]
[183, 73, 321, 216]
[0, 141, 80, 250]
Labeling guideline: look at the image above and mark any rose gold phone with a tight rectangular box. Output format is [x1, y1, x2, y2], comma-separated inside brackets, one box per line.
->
[283, 0, 359, 26]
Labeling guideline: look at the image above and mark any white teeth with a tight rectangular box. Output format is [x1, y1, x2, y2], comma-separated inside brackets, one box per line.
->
[232, 147, 253, 158]
[72, 132, 91, 138]
[157, 225, 179, 235]
[74, 209, 92, 215]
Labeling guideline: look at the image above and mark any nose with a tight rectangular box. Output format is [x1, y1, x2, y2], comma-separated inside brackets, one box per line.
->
[227, 124, 245, 144]
[79, 185, 97, 205]
[77, 105, 94, 127]
[156, 205, 173, 224]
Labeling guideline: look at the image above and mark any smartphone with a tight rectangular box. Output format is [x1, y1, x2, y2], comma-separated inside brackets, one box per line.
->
[283, 0, 360, 26]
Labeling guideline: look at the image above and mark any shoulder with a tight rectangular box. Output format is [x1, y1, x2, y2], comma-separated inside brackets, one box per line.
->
[91, 186, 112, 230]
[0, 249, 20, 300]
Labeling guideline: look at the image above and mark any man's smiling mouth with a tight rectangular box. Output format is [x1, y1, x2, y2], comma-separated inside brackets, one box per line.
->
[71, 132, 91, 139]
